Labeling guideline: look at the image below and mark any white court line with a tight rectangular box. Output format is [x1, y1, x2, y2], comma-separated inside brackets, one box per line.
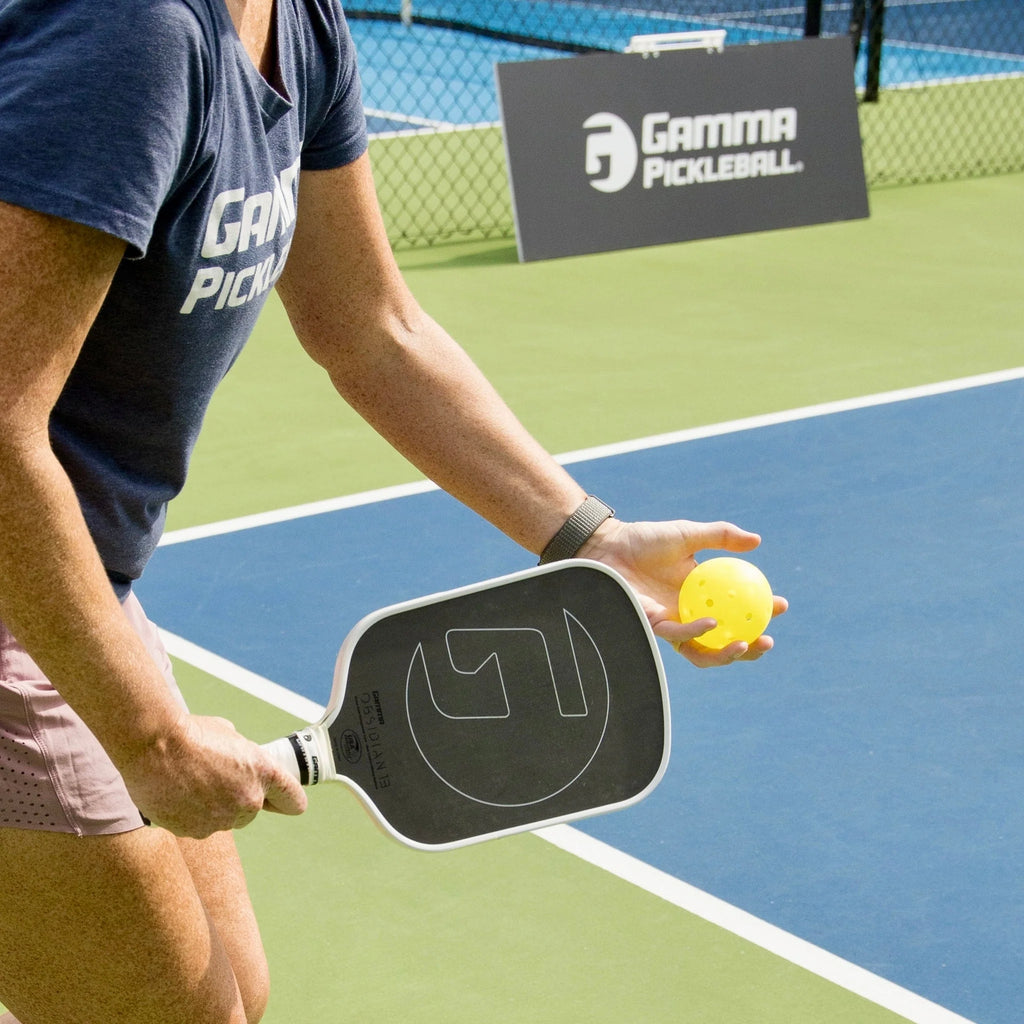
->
[158, 629, 324, 725]
[157, 369, 1021, 1023]
[159, 366, 1024, 547]
[158, 479, 439, 546]
[536, 825, 979, 1024]
[364, 106, 458, 130]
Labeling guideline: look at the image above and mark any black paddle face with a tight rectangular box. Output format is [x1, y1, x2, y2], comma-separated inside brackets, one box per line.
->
[326, 563, 669, 848]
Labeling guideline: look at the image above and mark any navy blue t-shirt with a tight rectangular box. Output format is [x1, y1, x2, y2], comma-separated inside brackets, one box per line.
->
[0, 0, 368, 594]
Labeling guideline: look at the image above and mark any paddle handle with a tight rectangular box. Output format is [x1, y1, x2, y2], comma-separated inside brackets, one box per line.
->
[262, 727, 329, 786]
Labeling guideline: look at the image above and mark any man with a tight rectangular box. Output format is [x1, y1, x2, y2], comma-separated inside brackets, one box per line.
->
[0, 0, 785, 1020]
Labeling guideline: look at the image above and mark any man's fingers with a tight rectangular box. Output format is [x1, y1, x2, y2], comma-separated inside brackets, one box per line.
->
[260, 761, 308, 818]
[688, 521, 761, 554]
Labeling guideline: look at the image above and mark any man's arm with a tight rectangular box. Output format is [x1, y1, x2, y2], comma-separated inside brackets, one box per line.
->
[0, 200, 305, 834]
[276, 155, 588, 554]
[276, 157, 786, 664]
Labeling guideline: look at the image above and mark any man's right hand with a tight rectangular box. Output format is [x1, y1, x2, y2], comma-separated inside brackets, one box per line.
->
[120, 713, 308, 838]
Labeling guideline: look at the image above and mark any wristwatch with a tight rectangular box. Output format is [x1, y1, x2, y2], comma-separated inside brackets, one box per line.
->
[538, 495, 615, 565]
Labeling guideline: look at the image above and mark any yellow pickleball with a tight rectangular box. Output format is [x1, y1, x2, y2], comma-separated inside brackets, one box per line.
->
[678, 557, 773, 650]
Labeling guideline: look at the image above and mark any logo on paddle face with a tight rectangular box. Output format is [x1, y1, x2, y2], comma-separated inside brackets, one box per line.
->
[340, 729, 362, 764]
[405, 612, 610, 806]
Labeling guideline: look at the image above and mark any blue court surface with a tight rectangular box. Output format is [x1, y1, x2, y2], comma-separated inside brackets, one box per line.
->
[136, 372, 1024, 1024]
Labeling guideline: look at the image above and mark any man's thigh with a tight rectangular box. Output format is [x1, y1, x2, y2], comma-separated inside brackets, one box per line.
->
[177, 829, 270, 1023]
[0, 825, 250, 1024]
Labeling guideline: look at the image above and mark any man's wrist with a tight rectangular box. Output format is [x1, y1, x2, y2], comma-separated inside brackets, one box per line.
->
[538, 495, 615, 564]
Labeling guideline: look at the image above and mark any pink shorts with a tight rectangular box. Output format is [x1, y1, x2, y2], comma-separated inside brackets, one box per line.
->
[0, 594, 186, 836]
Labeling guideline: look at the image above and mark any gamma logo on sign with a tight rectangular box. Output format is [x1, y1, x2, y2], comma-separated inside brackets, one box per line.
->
[583, 112, 639, 192]
[583, 107, 804, 194]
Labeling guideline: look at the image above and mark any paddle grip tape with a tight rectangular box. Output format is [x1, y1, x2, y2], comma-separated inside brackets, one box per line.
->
[288, 732, 313, 786]
[538, 495, 615, 564]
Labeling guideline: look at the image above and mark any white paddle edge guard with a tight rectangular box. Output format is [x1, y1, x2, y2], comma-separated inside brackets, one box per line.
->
[262, 559, 671, 851]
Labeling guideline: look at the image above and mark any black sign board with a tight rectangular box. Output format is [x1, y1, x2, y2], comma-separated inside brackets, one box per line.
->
[496, 37, 868, 261]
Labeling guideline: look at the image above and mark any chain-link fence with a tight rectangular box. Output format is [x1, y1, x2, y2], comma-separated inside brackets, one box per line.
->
[349, 0, 1024, 247]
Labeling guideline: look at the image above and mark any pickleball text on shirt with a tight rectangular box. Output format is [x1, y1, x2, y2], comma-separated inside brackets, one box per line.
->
[179, 157, 300, 315]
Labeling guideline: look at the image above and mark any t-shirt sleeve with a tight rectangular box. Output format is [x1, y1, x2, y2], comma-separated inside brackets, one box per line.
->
[0, 0, 209, 258]
[297, 2, 369, 171]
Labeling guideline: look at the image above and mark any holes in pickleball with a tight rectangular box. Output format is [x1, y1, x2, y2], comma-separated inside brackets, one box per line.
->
[679, 556, 774, 650]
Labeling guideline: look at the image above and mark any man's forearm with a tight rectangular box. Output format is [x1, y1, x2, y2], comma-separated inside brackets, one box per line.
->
[319, 312, 589, 554]
[0, 438, 183, 766]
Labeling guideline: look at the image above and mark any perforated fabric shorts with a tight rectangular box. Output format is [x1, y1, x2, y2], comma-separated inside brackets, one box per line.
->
[0, 594, 186, 835]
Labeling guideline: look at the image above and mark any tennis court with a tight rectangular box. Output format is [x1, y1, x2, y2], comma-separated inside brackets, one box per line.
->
[92, 166, 1020, 1024]
[354, 0, 1024, 134]
[1, 5, 1019, 1022]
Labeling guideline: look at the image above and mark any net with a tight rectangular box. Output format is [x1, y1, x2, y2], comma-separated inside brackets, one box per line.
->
[349, 0, 1024, 247]
[349, 0, 823, 52]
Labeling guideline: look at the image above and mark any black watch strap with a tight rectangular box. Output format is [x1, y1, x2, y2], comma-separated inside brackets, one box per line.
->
[538, 496, 615, 565]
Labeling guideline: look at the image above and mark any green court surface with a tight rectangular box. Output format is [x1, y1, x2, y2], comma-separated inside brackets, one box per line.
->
[165, 171, 1021, 1023]
[3, 172, 1018, 1022]
[172, 172, 1023, 529]
[183, 663, 908, 1024]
